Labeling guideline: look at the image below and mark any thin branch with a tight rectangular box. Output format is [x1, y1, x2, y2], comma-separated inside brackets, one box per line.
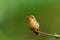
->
[40, 31, 60, 39]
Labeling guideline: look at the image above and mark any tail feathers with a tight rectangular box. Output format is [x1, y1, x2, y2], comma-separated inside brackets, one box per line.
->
[33, 30, 40, 36]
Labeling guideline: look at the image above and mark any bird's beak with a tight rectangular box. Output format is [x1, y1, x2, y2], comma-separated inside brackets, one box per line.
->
[26, 16, 29, 18]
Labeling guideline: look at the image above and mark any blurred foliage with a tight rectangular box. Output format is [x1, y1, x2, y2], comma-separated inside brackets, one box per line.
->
[0, 0, 60, 40]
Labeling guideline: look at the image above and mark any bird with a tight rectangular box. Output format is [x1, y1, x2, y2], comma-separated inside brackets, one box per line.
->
[27, 15, 40, 36]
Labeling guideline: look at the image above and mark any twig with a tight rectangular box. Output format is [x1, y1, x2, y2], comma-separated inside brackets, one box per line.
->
[40, 31, 60, 39]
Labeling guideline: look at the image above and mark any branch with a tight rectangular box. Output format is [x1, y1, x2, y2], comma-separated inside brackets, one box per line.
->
[40, 31, 60, 39]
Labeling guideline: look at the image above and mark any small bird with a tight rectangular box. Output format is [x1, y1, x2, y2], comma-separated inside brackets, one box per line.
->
[27, 15, 40, 36]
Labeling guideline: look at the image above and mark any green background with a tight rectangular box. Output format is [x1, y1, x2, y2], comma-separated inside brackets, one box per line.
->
[0, 0, 60, 40]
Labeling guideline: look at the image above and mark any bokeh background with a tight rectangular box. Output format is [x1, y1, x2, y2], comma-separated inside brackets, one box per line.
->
[0, 0, 60, 40]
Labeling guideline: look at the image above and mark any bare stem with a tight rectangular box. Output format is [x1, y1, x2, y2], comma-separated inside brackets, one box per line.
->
[40, 31, 60, 39]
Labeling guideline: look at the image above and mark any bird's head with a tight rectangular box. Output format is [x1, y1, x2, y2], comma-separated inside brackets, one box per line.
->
[27, 15, 35, 21]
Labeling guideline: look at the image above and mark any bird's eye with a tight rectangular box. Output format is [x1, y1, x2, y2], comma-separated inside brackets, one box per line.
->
[31, 16, 33, 19]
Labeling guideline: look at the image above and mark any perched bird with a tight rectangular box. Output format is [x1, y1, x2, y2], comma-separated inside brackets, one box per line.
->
[27, 15, 40, 36]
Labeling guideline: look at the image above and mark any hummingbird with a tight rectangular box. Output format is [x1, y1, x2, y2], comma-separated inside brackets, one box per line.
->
[27, 15, 40, 36]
